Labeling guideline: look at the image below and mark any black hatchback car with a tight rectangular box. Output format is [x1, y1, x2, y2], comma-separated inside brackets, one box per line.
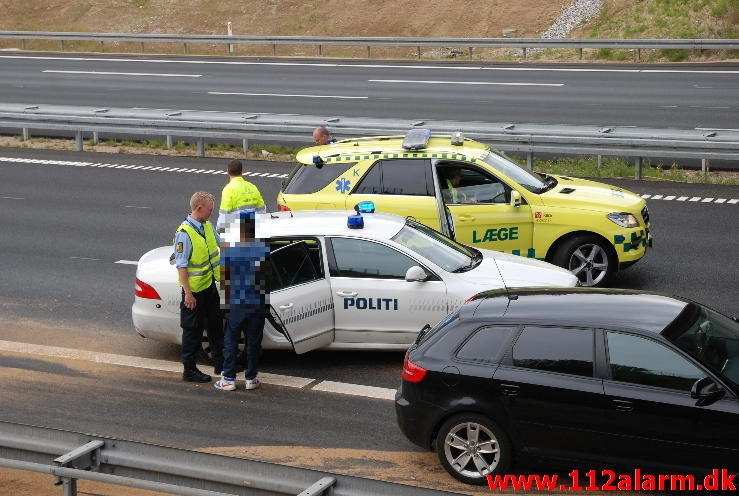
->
[395, 288, 739, 485]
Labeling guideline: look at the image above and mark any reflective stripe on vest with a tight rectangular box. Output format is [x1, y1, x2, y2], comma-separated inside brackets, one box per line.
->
[175, 221, 220, 293]
[445, 178, 459, 203]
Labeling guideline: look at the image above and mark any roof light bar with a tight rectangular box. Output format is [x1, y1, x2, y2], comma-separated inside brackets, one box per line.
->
[402, 128, 431, 150]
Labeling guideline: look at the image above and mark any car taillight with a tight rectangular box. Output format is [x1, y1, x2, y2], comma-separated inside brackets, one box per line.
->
[134, 278, 161, 300]
[402, 355, 427, 383]
[278, 204, 291, 212]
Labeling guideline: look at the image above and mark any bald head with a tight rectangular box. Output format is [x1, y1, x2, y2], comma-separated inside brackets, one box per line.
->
[313, 125, 333, 145]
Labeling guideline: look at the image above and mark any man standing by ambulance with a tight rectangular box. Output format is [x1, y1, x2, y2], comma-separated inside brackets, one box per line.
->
[216, 159, 266, 233]
[174, 191, 224, 382]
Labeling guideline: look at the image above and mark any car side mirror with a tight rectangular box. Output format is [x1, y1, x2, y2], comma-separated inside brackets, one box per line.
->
[405, 266, 428, 282]
[690, 376, 725, 406]
[510, 190, 521, 208]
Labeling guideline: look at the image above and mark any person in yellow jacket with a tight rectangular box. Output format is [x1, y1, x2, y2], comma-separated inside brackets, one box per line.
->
[216, 160, 266, 232]
[173, 191, 224, 383]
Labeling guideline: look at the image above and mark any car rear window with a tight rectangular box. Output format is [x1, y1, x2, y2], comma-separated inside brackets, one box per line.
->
[457, 326, 517, 363]
[283, 162, 356, 194]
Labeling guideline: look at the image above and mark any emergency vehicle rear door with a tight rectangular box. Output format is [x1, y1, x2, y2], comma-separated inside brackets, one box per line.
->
[268, 240, 334, 354]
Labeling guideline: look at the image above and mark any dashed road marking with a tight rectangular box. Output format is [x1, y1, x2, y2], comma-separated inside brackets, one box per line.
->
[114, 260, 139, 265]
[677, 196, 688, 201]
[43, 70, 203, 78]
[368, 79, 564, 87]
[124, 205, 152, 209]
[663, 195, 676, 200]
[0, 340, 395, 400]
[730, 199, 739, 204]
[1, 196, 24, 200]
[0, 156, 289, 179]
[640, 193, 736, 204]
[209, 91, 368, 99]
[69, 256, 101, 261]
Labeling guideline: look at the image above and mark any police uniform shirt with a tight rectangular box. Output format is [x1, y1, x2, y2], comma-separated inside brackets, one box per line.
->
[173, 215, 223, 270]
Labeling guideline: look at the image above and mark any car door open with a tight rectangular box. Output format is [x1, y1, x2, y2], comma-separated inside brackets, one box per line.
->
[267, 239, 335, 354]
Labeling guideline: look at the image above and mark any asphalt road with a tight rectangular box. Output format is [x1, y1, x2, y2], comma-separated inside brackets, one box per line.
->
[1, 147, 738, 492]
[1, 53, 738, 130]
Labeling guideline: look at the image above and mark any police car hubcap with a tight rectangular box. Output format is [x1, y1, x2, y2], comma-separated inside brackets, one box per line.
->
[569, 244, 608, 287]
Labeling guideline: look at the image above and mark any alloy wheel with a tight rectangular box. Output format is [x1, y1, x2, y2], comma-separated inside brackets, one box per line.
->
[443, 422, 500, 479]
[568, 243, 609, 286]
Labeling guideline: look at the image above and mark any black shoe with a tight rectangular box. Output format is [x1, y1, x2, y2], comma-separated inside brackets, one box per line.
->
[182, 368, 211, 383]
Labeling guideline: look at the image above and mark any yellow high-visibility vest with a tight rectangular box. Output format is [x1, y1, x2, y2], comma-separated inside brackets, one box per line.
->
[175, 220, 219, 293]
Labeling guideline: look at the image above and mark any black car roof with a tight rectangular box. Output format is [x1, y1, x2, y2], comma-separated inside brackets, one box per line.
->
[472, 288, 690, 334]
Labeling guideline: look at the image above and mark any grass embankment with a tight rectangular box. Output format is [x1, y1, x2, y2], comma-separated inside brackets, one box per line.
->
[3, 136, 737, 185]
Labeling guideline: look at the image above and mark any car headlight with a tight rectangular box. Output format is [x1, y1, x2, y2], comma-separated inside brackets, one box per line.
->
[607, 212, 640, 228]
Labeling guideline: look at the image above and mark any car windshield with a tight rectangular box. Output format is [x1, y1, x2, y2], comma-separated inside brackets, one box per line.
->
[665, 303, 739, 389]
[391, 219, 477, 272]
[482, 152, 548, 193]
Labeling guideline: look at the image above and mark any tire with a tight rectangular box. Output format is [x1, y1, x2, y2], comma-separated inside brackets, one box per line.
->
[436, 413, 512, 485]
[552, 234, 614, 287]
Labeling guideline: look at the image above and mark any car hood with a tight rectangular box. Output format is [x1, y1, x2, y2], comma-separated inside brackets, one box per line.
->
[461, 249, 578, 288]
[539, 175, 645, 212]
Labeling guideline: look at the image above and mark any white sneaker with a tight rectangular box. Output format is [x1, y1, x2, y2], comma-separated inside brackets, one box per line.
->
[244, 377, 260, 390]
[214, 377, 236, 391]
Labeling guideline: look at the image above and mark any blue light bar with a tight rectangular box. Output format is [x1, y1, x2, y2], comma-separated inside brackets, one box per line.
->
[347, 213, 364, 229]
[402, 128, 432, 150]
[356, 201, 375, 213]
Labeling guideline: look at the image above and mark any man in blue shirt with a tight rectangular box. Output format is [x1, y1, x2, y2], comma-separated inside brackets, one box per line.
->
[215, 211, 269, 391]
[173, 191, 224, 383]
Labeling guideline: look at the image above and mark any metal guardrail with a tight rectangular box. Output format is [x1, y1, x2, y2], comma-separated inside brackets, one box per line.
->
[0, 420, 458, 496]
[1, 31, 737, 60]
[1, 103, 737, 179]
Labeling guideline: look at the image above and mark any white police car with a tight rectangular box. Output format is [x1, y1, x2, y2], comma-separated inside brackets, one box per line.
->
[132, 207, 578, 353]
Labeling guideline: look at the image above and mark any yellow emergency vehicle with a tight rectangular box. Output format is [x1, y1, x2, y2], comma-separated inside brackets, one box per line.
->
[277, 130, 651, 286]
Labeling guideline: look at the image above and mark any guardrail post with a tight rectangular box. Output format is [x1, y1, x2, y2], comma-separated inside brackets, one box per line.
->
[417, 46, 421, 59]
[367, 46, 371, 58]
[635, 157, 642, 180]
[60, 40, 64, 51]
[579, 47, 583, 59]
[183, 42, 188, 55]
[60, 477, 77, 496]
[468, 47, 473, 59]
[522, 47, 527, 59]
[242, 138, 248, 154]
[272, 44, 276, 56]
[75, 131, 83, 152]
[92, 132, 99, 145]
[597, 155, 602, 169]
[526, 152, 534, 171]
[140, 42, 145, 53]
[166, 136, 173, 149]
[197, 137, 205, 158]
[22, 128, 29, 141]
[318, 44, 322, 56]
[702, 158, 709, 177]
[21, 39, 26, 50]
[100, 41, 104, 52]
[298, 476, 336, 496]
[636, 48, 641, 63]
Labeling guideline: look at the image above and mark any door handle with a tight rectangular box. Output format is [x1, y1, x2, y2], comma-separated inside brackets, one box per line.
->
[336, 291, 358, 297]
[499, 383, 519, 397]
[278, 303, 294, 310]
[612, 399, 633, 412]
[458, 214, 475, 221]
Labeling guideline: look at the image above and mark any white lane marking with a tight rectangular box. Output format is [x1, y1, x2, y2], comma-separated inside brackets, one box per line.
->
[677, 196, 688, 201]
[689, 197, 701, 201]
[696, 127, 739, 132]
[663, 195, 676, 200]
[0, 157, 288, 178]
[368, 79, 564, 87]
[208, 91, 368, 99]
[69, 256, 100, 261]
[311, 380, 396, 401]
[702, 197, 715, 202]
[0, 340, 362, 393]
[641, 194, 651, 198]
[6, 55, 739, 74]
[124, 205, 152, 209]
[729, 199, 739, 204]
[657, 105, 678, 108]
[715, 198, 727, 203]
[42, 70, 203, 78]
[1, 196, 24, 200]
[114, 260, 139, 265]
[651, 194, 663, 199]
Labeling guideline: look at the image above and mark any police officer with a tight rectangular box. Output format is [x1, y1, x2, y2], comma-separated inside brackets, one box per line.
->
[312, 125, 336, 145]
[216, 160, 266, 233]
[174, 191, 224, 382]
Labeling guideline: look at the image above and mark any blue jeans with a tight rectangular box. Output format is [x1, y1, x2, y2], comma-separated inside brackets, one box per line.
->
[222, 303, 265, 380]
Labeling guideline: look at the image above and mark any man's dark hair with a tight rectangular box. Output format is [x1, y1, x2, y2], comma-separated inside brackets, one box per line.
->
[227, 159, 243, 176]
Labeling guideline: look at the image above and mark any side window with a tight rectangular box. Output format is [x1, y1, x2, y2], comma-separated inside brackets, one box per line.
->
[512, 327, 594, 378]
[437, 163, 509, 205]
[330, 237, 417, 279]
[457, 327, 517, 363]
[353, 160, 433, 196]
[607, 332, 705, 391]
[268, 239, 323, 291]
[283, 162, 356, 194]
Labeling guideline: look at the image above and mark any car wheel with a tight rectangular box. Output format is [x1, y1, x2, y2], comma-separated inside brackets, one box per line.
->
[553, 235, 614, 287]
[436, 414, 511, 485]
